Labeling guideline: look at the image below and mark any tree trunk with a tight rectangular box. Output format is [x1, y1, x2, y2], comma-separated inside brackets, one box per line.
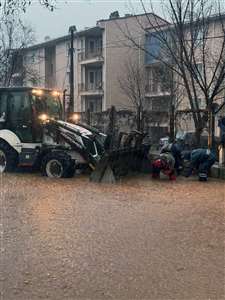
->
[137, 105, 143, 132]
[208, 106, 215, 150]
[169, 101, 175, 142]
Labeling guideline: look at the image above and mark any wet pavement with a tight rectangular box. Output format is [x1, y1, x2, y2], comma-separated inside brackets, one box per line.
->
[0, 172, 224, 300]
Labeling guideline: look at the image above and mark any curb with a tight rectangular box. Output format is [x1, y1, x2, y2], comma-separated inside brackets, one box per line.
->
[211, 164, 225, 180]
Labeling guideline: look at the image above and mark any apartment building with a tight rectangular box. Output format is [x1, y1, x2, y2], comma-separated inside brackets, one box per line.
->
[22, 35, 71, 91]
[21, 12, 166, 113]
[144, 14, 225, 137]
[76, 26, 104, 112]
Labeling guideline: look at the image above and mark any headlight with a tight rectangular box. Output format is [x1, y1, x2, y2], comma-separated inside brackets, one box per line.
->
[38, 113, 49, 122]
[32, 89, 44, 96]
[52, 90, 60, 97]
[71, 113, 80, 123]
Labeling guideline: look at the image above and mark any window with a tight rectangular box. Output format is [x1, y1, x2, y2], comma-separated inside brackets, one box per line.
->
[8, 92, 31, 124]
[89, 71, 94, 84]
[160, 68, 171, 92]
[50, 63, 54, 76]
[33, 94, 62, 119]
[151, 98, 169, 112]
[196, 98, 205, 109]
[86, 98, 102, 112]
[148, 68, 159, 93]
[194, 63, 203, 79]
[0, 93, 7, 129]
[81, 39, 84, 51]
[7, 91, 33, 142]
[89, 40, 95, 53]
[0, 93, 7, 119]
[96, 70, 102, 87]
[145, 32, 165, 64]
[96, 39, 102, 53]
[196, 63, 203, 74]
[196, 27, 204, 46]
[90, 102, 94, 112]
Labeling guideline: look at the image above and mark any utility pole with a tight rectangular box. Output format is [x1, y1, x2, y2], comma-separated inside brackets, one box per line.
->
[69, 25, 76, 115]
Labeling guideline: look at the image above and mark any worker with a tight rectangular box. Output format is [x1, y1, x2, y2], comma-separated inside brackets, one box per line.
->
[218, 116, 225, 147]
[152, 152, 176, 180]
[182, 148, 216, 181]
[160, 140, 184, 174]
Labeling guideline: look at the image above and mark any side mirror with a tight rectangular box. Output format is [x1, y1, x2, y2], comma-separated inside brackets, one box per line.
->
[0, 112, 6, 122]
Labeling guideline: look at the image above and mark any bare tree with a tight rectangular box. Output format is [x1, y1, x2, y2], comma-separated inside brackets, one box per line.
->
[0, 14, 39, 87]
[0, 0, 56, 15]
[165, 69, 185, 140]
[118, 0, 225, 147]
[118, 57, 146, 132]
[118, 56, 183, 137]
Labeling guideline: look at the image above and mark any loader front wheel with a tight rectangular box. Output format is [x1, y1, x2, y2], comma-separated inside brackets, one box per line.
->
[41, 152, 75, 178]
[0, 141, 18, 173]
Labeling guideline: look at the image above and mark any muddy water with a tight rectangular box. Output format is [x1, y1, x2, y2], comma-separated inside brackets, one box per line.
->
[0, 173, 224, 300]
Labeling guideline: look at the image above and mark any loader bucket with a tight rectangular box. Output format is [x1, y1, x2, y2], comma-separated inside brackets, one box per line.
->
[90, 144, 151, 183]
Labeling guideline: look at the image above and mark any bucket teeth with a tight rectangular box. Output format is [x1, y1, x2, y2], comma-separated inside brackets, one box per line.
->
[90, 144, 151, 183]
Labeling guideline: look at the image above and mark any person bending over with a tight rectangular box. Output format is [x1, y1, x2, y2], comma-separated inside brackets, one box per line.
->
[152, 152, 176, 180]
[182, 148, 216, 181]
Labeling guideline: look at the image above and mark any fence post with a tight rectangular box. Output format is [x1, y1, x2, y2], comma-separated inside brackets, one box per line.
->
[108, 106, 116, 132]
[86, 108, 91, 125]
[107, 106, 116, 149]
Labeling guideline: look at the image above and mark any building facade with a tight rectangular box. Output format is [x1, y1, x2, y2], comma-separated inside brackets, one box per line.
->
[21, 13, 166, 113]
[144, 15, 225, 139]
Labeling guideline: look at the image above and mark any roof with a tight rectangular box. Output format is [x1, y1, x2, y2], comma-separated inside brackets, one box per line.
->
[0, 87, 58, 92]
[145, 12, 225, 32]
[24, 35, 70, 51]
[97, 12, 169, 25]
[24, 13, 168, 52]
[25, 26, 104, 52]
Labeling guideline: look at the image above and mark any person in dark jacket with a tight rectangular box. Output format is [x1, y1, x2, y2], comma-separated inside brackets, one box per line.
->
[182, 148, 216, 181]
[218, 116, 225, 147]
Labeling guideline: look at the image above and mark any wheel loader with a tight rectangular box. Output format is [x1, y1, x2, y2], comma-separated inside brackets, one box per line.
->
[0, 87, 151, 182]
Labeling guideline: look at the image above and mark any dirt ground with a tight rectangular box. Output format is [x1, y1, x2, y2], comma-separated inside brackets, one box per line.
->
[0, 172, 224, 300]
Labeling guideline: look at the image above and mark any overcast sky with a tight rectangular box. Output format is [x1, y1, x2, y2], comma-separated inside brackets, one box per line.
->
[24, 0, 162, 43]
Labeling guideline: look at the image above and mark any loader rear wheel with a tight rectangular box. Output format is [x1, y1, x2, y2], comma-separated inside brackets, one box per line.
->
[41, 152, 75, 178]
[0, 141, 18, 173]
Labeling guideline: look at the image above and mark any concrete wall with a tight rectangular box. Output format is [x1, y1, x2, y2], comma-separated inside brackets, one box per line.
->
[55, 41, 69, 91]
[81, 108, 169, 144]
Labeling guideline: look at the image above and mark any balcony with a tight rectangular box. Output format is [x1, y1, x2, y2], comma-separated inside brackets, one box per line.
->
[78, 82, 104, 96]
[78, 50, 104, 65]
[145, 84, 171, 98]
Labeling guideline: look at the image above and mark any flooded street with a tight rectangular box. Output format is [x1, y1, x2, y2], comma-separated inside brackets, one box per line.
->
[0, 173, 224, 300]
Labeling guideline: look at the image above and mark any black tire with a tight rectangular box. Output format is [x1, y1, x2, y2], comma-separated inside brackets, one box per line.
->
[66, 165, 76, 178]
[0, 141, 18, 172]
[41, 151, 75, 178]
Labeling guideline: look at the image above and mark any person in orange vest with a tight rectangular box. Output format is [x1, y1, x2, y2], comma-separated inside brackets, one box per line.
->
[152, 152, 176, 180]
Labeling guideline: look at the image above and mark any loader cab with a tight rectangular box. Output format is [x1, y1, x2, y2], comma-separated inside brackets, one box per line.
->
[0, 87, 62, 143]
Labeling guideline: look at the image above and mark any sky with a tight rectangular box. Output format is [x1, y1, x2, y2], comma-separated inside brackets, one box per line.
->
[23, 0, 162, 43]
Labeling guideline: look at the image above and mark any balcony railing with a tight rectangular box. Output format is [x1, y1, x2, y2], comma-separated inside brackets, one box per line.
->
[78, 82, 104, 93]
[145, 84, 170, 95]
[78, 50, 103, 62]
